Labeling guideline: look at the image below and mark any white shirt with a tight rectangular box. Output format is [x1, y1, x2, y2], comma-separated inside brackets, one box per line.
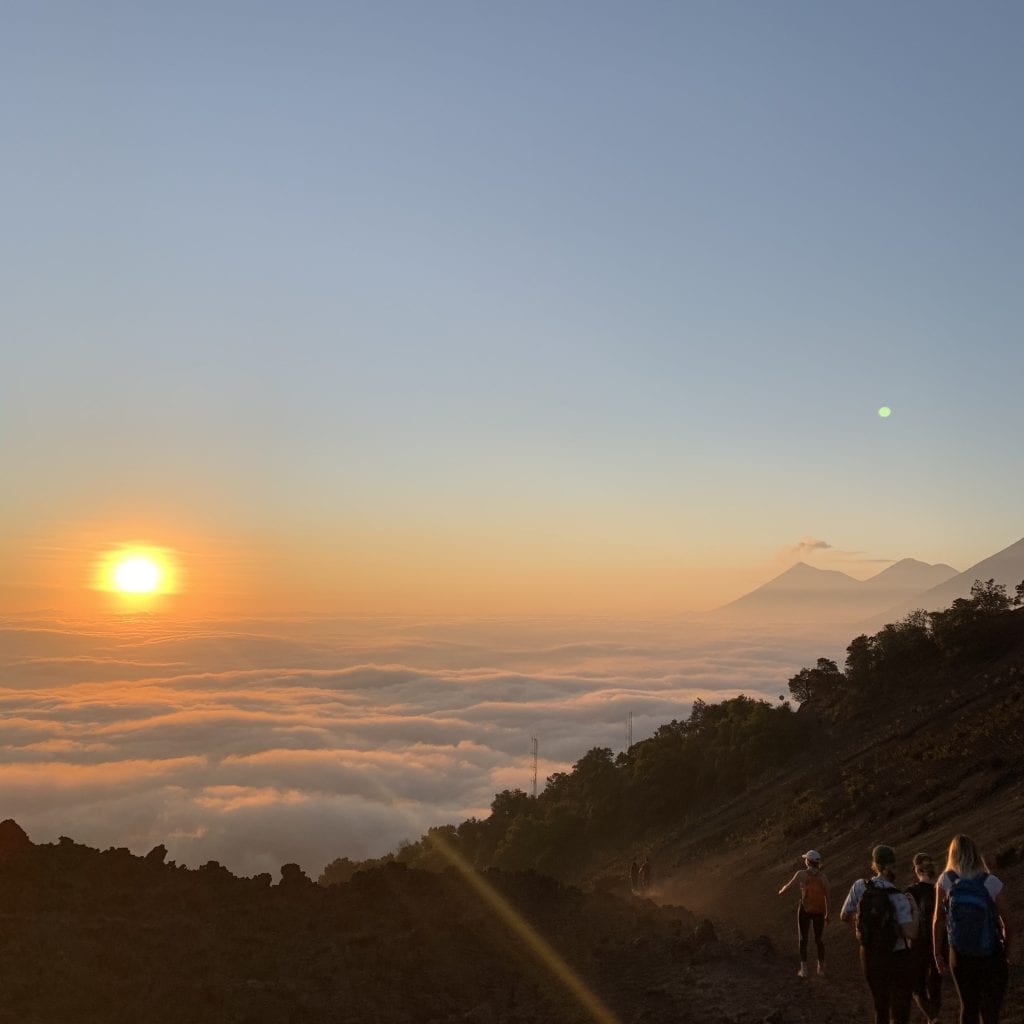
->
[842, 876, 915, 951]
[937, 870, 1003, 899]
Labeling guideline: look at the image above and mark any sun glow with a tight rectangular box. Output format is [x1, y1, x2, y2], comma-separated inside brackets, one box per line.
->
[95, 546, 180, 598]
[113, 557, 161, 593]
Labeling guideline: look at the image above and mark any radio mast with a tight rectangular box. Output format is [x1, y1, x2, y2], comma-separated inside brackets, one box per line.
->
[627, 710, 633, 751]
[531, 736, 539, 798]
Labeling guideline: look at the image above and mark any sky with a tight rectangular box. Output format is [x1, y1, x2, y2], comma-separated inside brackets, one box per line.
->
[1, 2, 1022, 872]
[3, 1, 1022, 617]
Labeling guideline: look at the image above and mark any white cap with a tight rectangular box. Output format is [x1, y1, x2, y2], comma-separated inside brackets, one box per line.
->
[803, 849, 822, 862]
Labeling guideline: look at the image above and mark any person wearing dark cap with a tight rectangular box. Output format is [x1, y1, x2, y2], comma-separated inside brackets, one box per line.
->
[778, 848, 831, 978]
[906, 852, 943, 1024]
[841, 844, 918, 1024]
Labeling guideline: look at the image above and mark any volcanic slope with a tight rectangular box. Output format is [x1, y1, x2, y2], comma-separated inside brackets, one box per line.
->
[637, 610, 1024, 1024]
[0, 823, 867, 1024]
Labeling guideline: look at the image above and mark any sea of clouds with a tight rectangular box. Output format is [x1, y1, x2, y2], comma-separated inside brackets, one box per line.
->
[0, 613, 842, 877]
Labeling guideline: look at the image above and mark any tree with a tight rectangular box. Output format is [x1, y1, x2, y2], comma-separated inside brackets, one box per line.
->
[489, 788, 533, 821]
[318, 856, 362, 887]
[788, 658, 843, 704]
[969, 578, 1012, 614]
[930, 579, 1016, 661]
[416, 825, 461, 870]
[469, 788, 535, 866]
[871, 613, 938, 678]
[845, 634, 877, 688]
[688, 698, 708, 734]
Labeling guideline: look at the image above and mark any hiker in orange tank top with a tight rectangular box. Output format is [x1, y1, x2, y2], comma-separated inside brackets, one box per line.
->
[779, 848, 832, 978]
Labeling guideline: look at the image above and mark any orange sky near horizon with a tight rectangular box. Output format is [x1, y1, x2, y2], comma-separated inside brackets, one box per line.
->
[2, 514, 938, 623]
[1, 517, 809, 619]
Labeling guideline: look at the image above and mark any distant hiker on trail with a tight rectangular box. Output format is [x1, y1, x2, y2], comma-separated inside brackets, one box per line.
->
[905, 852, 943, 1024]
[629, 859, 639, 892]
[933, 834, 1011, 1024]
[639, 856, 651, 890]
[841, 844, 917, 1024]
[778, 848, 831, 978]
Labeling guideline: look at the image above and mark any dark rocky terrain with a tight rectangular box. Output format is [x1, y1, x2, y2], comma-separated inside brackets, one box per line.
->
[0, 819, 866, 1024]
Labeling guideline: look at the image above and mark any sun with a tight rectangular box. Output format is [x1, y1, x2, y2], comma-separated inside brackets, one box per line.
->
[113, 557, 162, 593]
[94, 546, 180, 598]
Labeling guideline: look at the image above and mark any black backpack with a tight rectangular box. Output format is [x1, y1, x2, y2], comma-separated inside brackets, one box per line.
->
[856, 879, 900, 953]
[906, 881, 936, 929]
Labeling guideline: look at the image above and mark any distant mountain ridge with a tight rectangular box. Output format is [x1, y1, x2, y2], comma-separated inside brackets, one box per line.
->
[861, 557, 961, 593]
[713, 555, 959, 623]
[867, 536, 1024, 627]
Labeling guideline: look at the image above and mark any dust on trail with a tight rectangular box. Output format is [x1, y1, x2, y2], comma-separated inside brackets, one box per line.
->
[653, 873, 735, 922]
[646, 861, 1024, 1024]
[642, 869, 881, 1024]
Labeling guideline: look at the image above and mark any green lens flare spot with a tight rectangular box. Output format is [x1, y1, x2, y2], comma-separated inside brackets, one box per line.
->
[878, 406, 892, 418]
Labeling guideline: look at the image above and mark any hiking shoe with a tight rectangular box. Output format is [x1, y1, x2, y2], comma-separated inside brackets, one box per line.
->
[797, 964, 808, 978]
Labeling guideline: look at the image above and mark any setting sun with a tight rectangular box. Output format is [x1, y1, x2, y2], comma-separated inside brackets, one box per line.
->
[113, 557, 162, 593]
[94, 546, 180, 598]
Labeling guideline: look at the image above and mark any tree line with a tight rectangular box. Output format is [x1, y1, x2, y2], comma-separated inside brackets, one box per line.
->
[321, 579, 1024, 887]
[789, 579, 1024, 704]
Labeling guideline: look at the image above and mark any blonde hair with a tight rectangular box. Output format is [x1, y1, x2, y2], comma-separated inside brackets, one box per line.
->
[945, 834, 989, 879]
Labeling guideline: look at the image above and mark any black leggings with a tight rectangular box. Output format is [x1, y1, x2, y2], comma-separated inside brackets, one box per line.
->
[798, 905, 825, 963]
[910, 945, 943, 1021]
[861, 948, 913, 1024]
[950, 950, 1008, 1024]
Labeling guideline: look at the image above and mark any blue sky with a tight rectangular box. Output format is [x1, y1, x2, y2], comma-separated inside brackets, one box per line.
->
[3, 1, 1022, 613]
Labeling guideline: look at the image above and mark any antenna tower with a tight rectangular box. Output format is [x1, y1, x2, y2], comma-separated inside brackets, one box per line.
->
[531, 736, 539, 798]
[627, 710, 633, 751]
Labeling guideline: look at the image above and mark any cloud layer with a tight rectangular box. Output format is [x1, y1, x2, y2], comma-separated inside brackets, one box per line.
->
[0, 614, 827, 876]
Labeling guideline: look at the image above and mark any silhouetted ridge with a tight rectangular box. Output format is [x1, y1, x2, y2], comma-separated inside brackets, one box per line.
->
[334, 581, 1024, 889]
[0, 818, 32, 861]
[0, 824, 835, 1023]
[870, 535, 1024, 624]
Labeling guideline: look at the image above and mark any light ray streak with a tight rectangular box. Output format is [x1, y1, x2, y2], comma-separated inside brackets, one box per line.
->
[424, 830, 622, 1024]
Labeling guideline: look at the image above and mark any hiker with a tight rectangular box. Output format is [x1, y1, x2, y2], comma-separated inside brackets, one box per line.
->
[906, 852, 943, 1024]
[629, 859, 639, 892]
[840, 844, 917, 1024]
[638, 855, 651, 890]
[778, 848, 831, 978]
[932, 834, 1011, 1024]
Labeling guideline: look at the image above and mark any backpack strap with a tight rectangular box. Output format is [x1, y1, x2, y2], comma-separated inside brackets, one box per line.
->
[975, 873, 996, 906]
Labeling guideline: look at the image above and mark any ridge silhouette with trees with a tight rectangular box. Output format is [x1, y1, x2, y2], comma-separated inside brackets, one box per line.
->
[321, 579, 1024, 886]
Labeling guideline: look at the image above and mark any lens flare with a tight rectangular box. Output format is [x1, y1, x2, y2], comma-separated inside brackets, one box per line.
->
[423, 831, 621, 1024]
